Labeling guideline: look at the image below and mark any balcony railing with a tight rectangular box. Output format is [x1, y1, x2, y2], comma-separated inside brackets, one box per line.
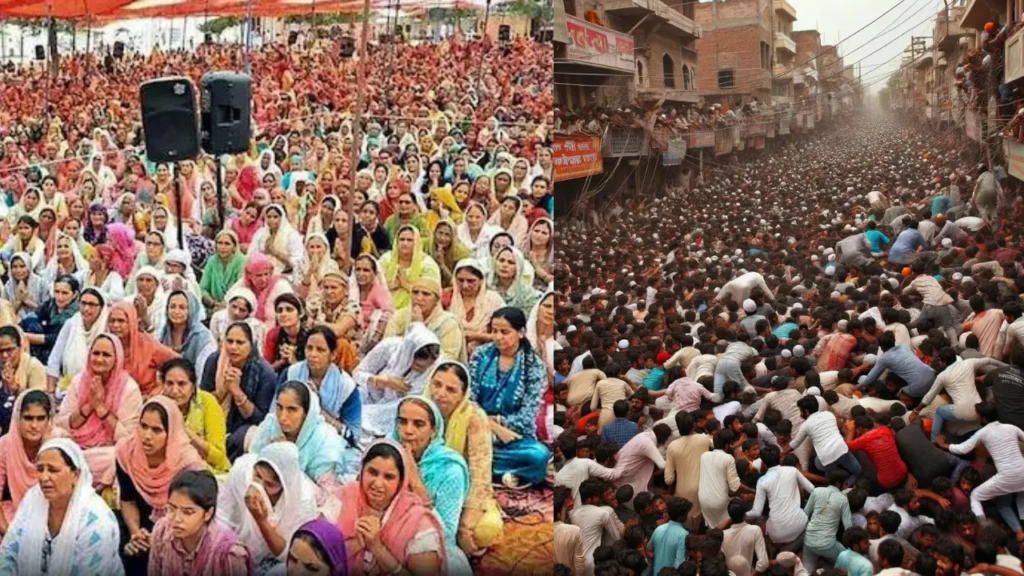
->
[773, 0, 797, 21]
[603, 0, 700, 37]
[775, 32, 796, 54]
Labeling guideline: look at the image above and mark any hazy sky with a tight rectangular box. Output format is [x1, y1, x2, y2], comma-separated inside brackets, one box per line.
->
[786, 0, 945, 93]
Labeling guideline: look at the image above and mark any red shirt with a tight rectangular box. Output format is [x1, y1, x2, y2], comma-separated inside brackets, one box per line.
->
[846, 426, 908, 489]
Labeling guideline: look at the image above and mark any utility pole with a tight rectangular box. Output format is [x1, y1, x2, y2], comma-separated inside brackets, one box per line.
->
[904, 37, 926, 116]
[342, 0, 373, 269]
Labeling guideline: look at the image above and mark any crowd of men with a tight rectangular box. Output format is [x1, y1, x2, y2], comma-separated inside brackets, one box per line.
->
[552, 112, 1024, 576]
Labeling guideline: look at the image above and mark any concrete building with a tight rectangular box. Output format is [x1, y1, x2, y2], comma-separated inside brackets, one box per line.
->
[694, 0, 775, 107]
[771, 0, 797, 106]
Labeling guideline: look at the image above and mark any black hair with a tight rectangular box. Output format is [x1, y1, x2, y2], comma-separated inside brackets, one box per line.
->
[158, 357, 197, 387]
[413, 343, 441, 361]
[760, 444, 781, 468]
[933, 537, 965, 569]
[432, 361, 470, 395]
[225, 321, 255, 347]
[274, 292, 305, 316]
[613, 399, 629, 418]
[169, 469, 219, 512]
[554, 486, 570, 518]
[878, 539, 904, 568]
[667, 497, 693, 523]
[19, 390, 51, 416]
[847, 488, 867, 512]
[303, 324, 339, 353]
[362, 442, 406, 484]
[841, 526, 869, 548]
[142, 401, 170, 432]
[279, 381, 312, 414]
[728, 498, 747, 523]
[915, 552, 938, 576]
[292, 529, 334, 567]
[879, 510, 902, 535]
[0, 326, 21, 347]
[976, 400, 999, 423]
[55, 274, 80, 294]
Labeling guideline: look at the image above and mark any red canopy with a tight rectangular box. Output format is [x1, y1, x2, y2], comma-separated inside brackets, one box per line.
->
[0, 0, 137, 18]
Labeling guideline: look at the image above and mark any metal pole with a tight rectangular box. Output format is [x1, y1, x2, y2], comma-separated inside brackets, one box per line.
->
[173, 162, 184, 248]
[244, 0, 254, 74]
[215, 155, 225, 232]
[474, 0, 493, 97]
[342, 0, 373, 266]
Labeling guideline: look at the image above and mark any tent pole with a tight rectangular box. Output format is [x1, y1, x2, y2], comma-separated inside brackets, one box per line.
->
[342, 0, 373, 269]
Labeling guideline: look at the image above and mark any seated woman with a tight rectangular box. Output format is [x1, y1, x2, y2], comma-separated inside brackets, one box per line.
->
[234, 253, 293, 331]
[248, 381, 353, 492]
[126, 266, 166, 334]
[85, 244, 126, 302]
[218, 442, 319, 574]
[284, 326, 361, 448]
[0, 438, 123, 575]
[0, 390, 62, 534]
[393, 396, 471, 573]
[488, 195, 529, 247]
[5, 253, 49, 322]
[529, 291, 558, 442]
[425, 362, 504, 554]
[116, 397, 207, 572]
[54, 333, 142, 488]
[248, 204, 304, 274]
[429, 220, 471, 288]
[293, 233, 338, 304]
[283, 519, 349, 575]
[350, 255, 393, 354]
[336, 440, 446, 575]
[26, 275, 79, 366]
[469, 307, 550, 488]
[385, 276, 466, 362]
[522, 217, 554, 288]
[382, 192, 431, 244]
[39, 233, 88, 293]
[148, 470, 252, 575]
[132, 231, 168, 277]
[488, 246, 540, 315]
[1, 216, 45, 273]
[44, 284, 107, 387]
[457, 203, 502, 263]
[200, 230, 246, 312]
[304, 271, 360, 373]
[209, 285, 267, 350]
[200, 322, 277, 461]
[263, 294, 308, 375]
[106, 301, 179, 398]
[158, 358, 229, 473]
[446, 258, 504, 357]
[354, 323, 442, 441]
[379, 225, 440, 311]
[160, 291, 217, 386]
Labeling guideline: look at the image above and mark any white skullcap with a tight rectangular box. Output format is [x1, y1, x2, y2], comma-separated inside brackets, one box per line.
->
[735, 249, 743, 256]
[792, 303, 804, 311]
[952, 272, 963, 282]
[781, 349, 792, 358]
[617, 339, 629, 350]
[566, 325, 577, 333]
[825, 267, 836, 276]
[743, 299, 757, 313]
[831, 291, 842, 299]
[811, 255, 820, 262]
[941, 238, 953, 248]
[805, 387, 821, 397]
[828, 254, 836, 262]
[793, 345, 805, 357]
[823, 248, 835, 256]
[838, 319, 849, 330]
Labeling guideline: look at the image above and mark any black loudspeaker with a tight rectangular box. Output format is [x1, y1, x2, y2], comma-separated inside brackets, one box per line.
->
[34, 45, 44, 60]
[204, 33, 213, 44]
[113, 41, 124, 59]
[200, 71, 252, 155]
[140, 77, 200, 162]
[288, 31, 298, 45]
[498, 25, 511, 42]
[339, 35, 355, 58]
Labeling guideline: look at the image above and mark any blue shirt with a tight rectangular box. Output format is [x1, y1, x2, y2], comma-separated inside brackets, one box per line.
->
[864, 230, 889, 253]
[888, 229, 926, 264]
[773, 322, 799, 340]
[836, 550, 874, 576]
[648, 520, 689, 575]
[644, 368, 667, 391]
[930, 195, 951, 217]
[600, 417, 640, 449]
[857, 345, 936, 398]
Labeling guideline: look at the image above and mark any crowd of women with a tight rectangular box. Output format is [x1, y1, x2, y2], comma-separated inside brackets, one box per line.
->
[0, 30, 556, 576]
[553, 113, 1024, 576]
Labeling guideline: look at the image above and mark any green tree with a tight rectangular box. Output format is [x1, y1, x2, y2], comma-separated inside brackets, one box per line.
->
[284, 12, 369, 26]
[198, 16, 241, 38]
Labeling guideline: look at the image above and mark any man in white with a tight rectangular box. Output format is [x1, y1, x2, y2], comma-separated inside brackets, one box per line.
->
[911, 349, 1006, 442]
[612, 424, 671, 509]
[948, 401, 1024, 521]
[699, 429, 754, 529]
[555, 436, 622, 508]
[569, 478, 624, 576]
[886, 489, 934, 540]
[787, 395, 861, 482]
[716, 271, 775, 304]
[748, 444, 814, 551]
[722, 499, 769, 576]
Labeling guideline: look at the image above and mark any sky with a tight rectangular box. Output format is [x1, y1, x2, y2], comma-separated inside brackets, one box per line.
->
[786, 0, 947, 94]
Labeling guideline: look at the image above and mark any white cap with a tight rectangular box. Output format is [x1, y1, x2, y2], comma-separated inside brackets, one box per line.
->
[793, 345, 805, 357]
[952, 272, 963, 282]
[781, 349, 792, 358]
[743, 299, 757, 313]
[805, 387, 821, 397]
[825, 267, 836, 276]
[566, 325, 578, 333]
[942, 238, 953, 248]
[617, 339, 629, 350]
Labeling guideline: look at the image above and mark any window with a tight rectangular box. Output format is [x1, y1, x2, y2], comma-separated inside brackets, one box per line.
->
[682, 64, 692, 90]
[718, 68, 734, 89]
[663, 54, 675, 88]
[636, 58, 647, 88]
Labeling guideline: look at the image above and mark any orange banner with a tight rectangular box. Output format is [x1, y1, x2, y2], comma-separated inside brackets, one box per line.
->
[553, 134, 603, 183]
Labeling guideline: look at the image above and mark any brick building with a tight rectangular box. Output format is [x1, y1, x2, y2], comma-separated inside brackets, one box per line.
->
[694, 0, 775, 107]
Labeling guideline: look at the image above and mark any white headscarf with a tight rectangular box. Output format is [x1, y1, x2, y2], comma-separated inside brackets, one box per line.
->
[216, 442, 318, 564]
[3, 438, 123, 576]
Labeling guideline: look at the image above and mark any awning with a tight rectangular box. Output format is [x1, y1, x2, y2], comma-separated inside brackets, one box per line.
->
[3, 0, 482, 19]
[959, 0, 1004, 31]
[0, 0, 136, 18]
